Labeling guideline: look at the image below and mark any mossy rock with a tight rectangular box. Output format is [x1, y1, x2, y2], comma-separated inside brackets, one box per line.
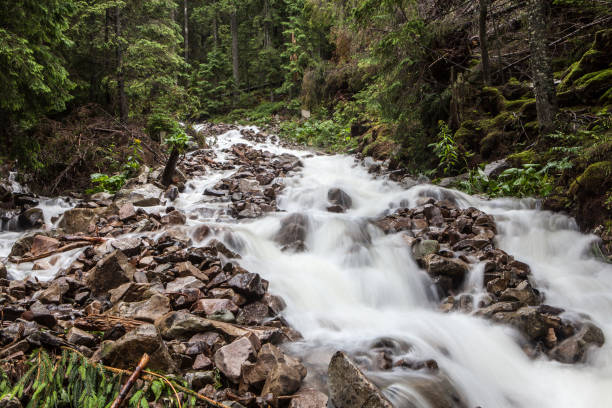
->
[454, 120, 482, 150]
[600, 87, 612, 104]
[570, 161, 612, 195]
[574, 69, 612, 102]
[585, 140, 612, 163]
[502, 77, 533, 100]
[518, 99, 537, 121]
[481, 87, 505, 115]
[480, 131, 505, 158]
[507, 150, 538, 167]
[593, 29, 612, 54]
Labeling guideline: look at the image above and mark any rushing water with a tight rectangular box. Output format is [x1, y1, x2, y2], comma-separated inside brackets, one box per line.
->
[2, 127, 611, 407]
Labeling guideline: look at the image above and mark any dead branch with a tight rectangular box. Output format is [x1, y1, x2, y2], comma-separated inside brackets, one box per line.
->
[10, 242, 91, 264]
[110, 353, 150, 408]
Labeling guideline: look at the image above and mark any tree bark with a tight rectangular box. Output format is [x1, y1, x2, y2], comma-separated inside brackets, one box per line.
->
[263, 0, 271, 49]
[479, 0, 491, 85]
[230, 10, 240, 87]
[161, 147, 180, 187]
[184, 0, 189, 60]
[115, 6, 128, 123]
[213, 13, 219, 49]
[527, 0, 557, 134]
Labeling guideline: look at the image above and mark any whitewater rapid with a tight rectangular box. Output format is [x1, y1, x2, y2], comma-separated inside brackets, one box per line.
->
[2, 127, 611, 407]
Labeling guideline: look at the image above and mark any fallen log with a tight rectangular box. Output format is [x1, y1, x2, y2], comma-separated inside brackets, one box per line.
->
[110, 353, 150, 408]
[10, 241, 92, 264]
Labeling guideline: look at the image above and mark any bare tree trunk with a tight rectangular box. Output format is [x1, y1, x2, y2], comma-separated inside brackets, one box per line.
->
[161, 148, 180, 187]
[184, 0, 189, 60]
[213, 14, 219, 49]
[115, 6, 128, 123]
[104, 8, 112, 105]
[527, 0, 557, 134]
[263, 0, 271, 49]
[479, 0, 491, 85]
[231, 11, 240, 87]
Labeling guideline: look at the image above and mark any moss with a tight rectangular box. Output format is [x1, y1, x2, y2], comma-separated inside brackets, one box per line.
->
[518, 99, 537, 120]
[599, 87, 612, 104]
[503, 78, 533, 100]
[571, 161, 612, 195]
[480, 131, 505, 157]
[593, 29, 612, 53]
[574, 68, 612, 101]
[481, 87, 505, 115]
[524, 121, 540, 134]
[508, 150, 538, 167]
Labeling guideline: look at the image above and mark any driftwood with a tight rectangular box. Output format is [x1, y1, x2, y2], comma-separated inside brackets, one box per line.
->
[73, 314, 143, 332]
[10, 241, 92, 264]
[62, 235, 107, 244]
[110, 353, 150, 408]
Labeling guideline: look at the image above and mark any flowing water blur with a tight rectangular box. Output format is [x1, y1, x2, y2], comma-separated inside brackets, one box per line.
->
[2, 128, 611, 407]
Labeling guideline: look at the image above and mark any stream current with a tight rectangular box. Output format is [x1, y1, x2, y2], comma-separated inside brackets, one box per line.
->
[2, 127, 611, 407]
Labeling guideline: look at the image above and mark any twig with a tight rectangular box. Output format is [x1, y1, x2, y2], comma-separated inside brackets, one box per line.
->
[110, 353, 150, 408]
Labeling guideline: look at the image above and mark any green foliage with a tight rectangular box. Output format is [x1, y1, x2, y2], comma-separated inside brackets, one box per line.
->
[87, 139, 142, 194]
[457, 164, 557, 198]
[0, 348, 196, 407]
[429, 121, 469, 175]
[280, 116, 355, 151]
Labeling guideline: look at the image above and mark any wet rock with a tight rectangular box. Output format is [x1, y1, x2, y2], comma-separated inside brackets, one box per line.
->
[192, 298, 239, 316]
[165, 185, 179, 202]
[66, 327, 97, 348]
[327, 188, 352, 212]
[161, 210, 186, 225]
[166, 276, 205, 293]
[185, 371, 215, 389]
[35, 281, 69, 304]
[0, 261, 6, 280]
[493, 307, 548, 341]
[86, 250, 136, 295]
[499, 280, 539, 306]
[30, 235, 60, 256]
[118, 203, 136, 221]
[187, 331, 225, 355]
[193, 224, 211, 241]
[204, 188, 226, 197]
[97, 323, 177, 372]
[111, 237, 142, 257]
[237, 302, 269, 326]
[288, 388, 329, 408]
[192, 354, 213, 370]
[399, 374, 467, 408]
[483, 159, 511, 178]
[243, 343, 306, 396]
[214, 336, 257, 382]
[275, 213, 308, 251]
[18, 208, 44, 230]
[227, 273, 265, 299]
[155, 311, 212, 340]
[412, 240, 440, 260]
[262, 293, 286, 315]
[108, 282, 155, 304]
[115, 184, 163, 206]
[424, 254, 469, 282]
[59, 207, 106, 234]
[108, 293, 171, 323]
[550, 322, 605, 363]
[328, 351, 392, 408]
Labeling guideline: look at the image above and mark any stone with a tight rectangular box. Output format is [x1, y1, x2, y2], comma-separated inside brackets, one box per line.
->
[36, 281, 69, 304]
[0, 261, 6, 280]
[66, 327, 97, 348]
[192, 354, 213, 370]
[328, 351, 392, 408]
[236, 302, 269, 325]
[30, 235, 60, 256]
[108, 282, 155, 304]
[193, 225, 211, 241]
[115, 184, 163, 206]
[111, 237, 142, 257]
[188, 332, 225, 355]
[327, 188, 352, 212]
[411, 240, 440, 260]
[161, 210, 186, 225]
[213, 337, 257, 382]
[165, 185, 179, 201]
[227, 273, 265, 299]
[86, 250, 136, 295]
[185, 371, 215, 389]
[550, 323, 605, 363]
[18, 208, 44, 230]
[493, 307, 548, 341]
[243, 343, 306, 396]
[177, 261, 210, 282]
[275, 213, 308, 251]
[166, 276, 206, 293]
[424, 254, 469, 278]
[155, 311, 212, 340]
[192, 298, 239, 316]
[288, 388, 329, 408]
[499, 281, 539, 306]
[0, 395, 22, 408]
[59, 207, 106, 234]
[108, 294, 171, 323]
[118, 203, 136, 221]
[208, 310, 235, 323]
[204, 188, 226, 197]
[483, 159, 511, 178]
[97, 324, 177, 372]
[262, 293, 286, 315]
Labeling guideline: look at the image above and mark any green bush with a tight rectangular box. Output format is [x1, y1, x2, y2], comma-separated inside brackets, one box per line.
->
[457, 164, 556, 198]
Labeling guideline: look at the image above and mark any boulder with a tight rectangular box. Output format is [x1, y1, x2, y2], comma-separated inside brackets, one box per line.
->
[36, 281, 69, 304]
[550, 322, 605, 363]
[161, 210, 186, 225]
[236, 302, 269, 325]
[412, 240, 440, 260]
[328, 351, 392, 408]
[30, 235, 60, 256]
[97, 324, 177, 372]
[166, 276, 206, 293]
[118, 203, 136, 221]
[18, 208, 44, 230]
[227, 273, 265, 299]
[108, 294, 171, 323]
[398, 374, 467, 408]
[275, 213, 308, 251]
[0, 261, 6, 280]
[327, 188, 352, 212]
[192, 299, 239, 316]
[213, 336, 257, 382]
[155, 311, 212, 340]
[115, 184, 163, 206]
[423, 254, 469, 280]
[288, 388, 329, 408]
[59, 207, 106, 234]
[243, 343, 306, 396]
[111, 237, 142, 257]
[86, 250, 136, 295]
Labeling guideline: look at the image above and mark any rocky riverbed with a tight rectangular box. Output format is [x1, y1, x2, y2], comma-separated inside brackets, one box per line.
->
[1, 125, 611, 408]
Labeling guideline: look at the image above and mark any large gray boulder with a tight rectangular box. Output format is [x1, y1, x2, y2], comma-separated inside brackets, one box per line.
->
[59, 207, 107, 234]
[86, 250, 136, 296]
[328, 351, 392, 408]
[115, 183, 163, 207]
